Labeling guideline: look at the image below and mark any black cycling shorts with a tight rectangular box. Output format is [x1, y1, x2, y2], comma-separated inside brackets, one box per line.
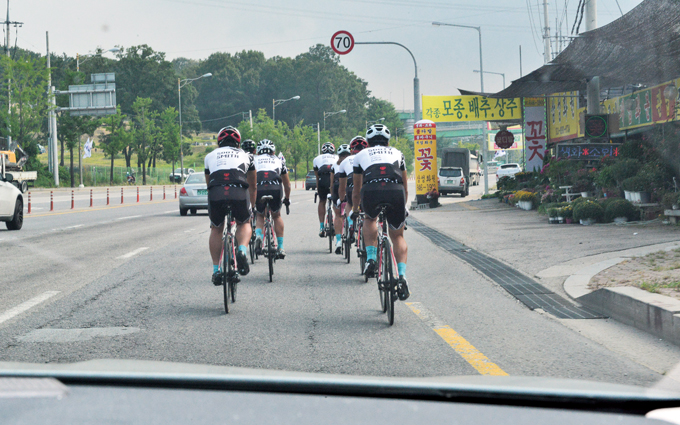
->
[361, 182, 406, 230]
[208, 186, 251, 226]
[256, 186, 283, 214]
[346, 186, 354, 207]
[331, 182, 340, 206]
[317, 183, 331, 201]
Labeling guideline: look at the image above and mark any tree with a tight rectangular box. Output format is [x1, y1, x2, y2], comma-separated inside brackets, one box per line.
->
[100, 106, 129, 184]
[131, 97, 158, 185]
[158, 107, 180, 174]
[58, 113, 99, 187]
[0, 55, 51, 157]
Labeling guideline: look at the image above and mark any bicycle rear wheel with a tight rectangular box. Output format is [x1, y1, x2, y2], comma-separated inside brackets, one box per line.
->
[222, 234, 231, 314]
[384, 239, 395, 325]
[266, 222, 274, 282]
[378, 240, 387, 313]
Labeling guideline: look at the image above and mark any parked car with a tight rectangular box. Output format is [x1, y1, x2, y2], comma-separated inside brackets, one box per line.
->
[0, 168, 23, 230]
[169, 168, 195, 183]
[437, 166, 468, 197]
[496, 163, 522, 180]
[305, 171, 316, 190]
[179, 172, 208, 216]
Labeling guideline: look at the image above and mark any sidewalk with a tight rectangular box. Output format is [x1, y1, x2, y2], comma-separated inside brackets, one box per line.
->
[410, 199, 680, 341]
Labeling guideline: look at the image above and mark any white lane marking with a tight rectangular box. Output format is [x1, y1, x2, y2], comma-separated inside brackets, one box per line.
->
[0, 291, 61, 325]
[163, 210, 176, 214]
[116, 215, 142, 220]
[66, 224, 83, 229]
[117, 247, 149, 259]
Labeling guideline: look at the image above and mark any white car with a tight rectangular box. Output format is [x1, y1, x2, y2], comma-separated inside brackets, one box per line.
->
[437, 167, 468, 197]
[0, 172, 24, 230]
[496, 163, 522, 180]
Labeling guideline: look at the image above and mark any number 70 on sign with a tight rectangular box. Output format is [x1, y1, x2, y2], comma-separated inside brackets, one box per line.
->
[331, 31, 355, 55]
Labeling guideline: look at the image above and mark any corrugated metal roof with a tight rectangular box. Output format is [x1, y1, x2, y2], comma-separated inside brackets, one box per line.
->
[491, 0, 680, 98]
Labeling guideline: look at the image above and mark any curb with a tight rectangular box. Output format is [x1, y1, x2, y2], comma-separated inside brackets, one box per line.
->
[546, 242, 680, 345]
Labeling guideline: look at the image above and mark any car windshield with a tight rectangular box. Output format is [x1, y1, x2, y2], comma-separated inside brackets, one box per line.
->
[3, 0, 680, 402]
[440, 168, 462, 177]
[185, 174, 205, 184]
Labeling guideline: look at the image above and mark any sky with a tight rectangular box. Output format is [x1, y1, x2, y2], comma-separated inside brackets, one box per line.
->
[6, 0, 642, 111]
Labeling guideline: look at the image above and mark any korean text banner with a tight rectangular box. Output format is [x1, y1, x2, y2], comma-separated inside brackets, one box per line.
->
[601, 78, 680, 131]
[422, 95, 522, 122]
[413, 120, 438, 196]
[524, 98, 547, 172]
[548, 92, 580, 143]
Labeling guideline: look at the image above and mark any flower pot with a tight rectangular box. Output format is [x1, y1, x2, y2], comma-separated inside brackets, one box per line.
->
[614, 217, 628, 224]
[565, 218, 573, 224]
[557, 216, 564, 224]
[624, 191, 652, 204]
[518, 200, 532, 211]
[549, 217, 558, 224]
[580, 218, 596, 226]
[580, 191, 594, 198]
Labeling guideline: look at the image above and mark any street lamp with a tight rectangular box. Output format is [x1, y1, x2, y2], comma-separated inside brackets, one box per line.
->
[76, 47, 120, 72]
[323, 109, 346, 130]
[179, 72, 212, 179]
[473, 70, 505, 89]
[366, 117, 385, 129]
[433, 21, 490, 195]
[272, 95, 300, 122]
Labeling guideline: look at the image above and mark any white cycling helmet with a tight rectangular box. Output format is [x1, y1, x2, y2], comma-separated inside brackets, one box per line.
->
[366, 124, 390, 146]
[321, 142, 335, 154]
[337, 144, 351, 156]
[257, 139, 276, 155]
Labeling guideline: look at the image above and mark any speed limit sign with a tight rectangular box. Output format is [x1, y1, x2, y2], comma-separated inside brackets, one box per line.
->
[331, 30, 354, 55]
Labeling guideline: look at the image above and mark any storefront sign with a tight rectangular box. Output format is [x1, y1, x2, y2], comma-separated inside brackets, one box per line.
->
[413, 120, 438, 196]
[487, 132, 524, 151]
[524, 98, 547, 172]
[602, 79, 680, 130]
[494, 129, 515, 149]
[422, 95, 522, 122]
[556, 143, 621, 160]
[548, 91, 580, 143]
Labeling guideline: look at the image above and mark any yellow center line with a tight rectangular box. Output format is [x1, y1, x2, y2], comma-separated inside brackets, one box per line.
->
[25, 200, 177, 218]
[406, 302, 508, 376]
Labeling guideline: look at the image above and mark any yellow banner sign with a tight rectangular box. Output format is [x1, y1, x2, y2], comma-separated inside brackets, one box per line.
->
[422, 95, 522, 122]
[413, 120, 438, 195]
[548, 92, 581, 143]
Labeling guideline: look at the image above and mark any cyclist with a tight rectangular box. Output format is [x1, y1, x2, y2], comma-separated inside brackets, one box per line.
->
[313, 142, 337, 237]
[205, 126, 257, 285]
[337, 136, 368, 240]
[350, 124, 410, 300]
[329, 143, 351, 254]
[253, 139, 291, 259]
[242, 139, 257, 155]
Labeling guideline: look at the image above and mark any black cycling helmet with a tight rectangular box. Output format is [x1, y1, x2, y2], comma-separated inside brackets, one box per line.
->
[217, 126, 241, 148]
[366, 124, 390, 146]
[241, 139, 256, 154]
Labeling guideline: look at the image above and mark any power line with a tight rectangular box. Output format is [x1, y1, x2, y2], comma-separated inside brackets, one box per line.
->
[526, 0, 542, 54]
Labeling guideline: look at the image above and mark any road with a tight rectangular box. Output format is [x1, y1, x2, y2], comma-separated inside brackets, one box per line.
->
[0, 182, 678, 389]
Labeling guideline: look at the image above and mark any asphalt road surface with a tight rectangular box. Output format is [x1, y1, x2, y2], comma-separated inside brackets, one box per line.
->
[0, 184, 677, 390]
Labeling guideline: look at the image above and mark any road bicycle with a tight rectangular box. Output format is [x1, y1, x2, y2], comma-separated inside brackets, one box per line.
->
[257, 195, 290, 282]
[375, 204, 399, 325]
[325, 194, 334, 253]
[354, 212, 368, 281]
[341, 202, 352, 264]
[218, 205, 239, 314]
[248, 211, 256, 264]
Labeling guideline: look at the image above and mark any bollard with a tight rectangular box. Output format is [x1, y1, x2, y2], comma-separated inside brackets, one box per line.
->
[28, 192, 31, 214]
[71, 190, 74, 209]
[163, 186, 166, 200]
[150, 186, 153, 201]
[107, 188, 110, 205]
[121, 187, 124, 204]
[50, 191, 53, 211]
[137, 186, 139, 203]
[90, 189, 93, 207]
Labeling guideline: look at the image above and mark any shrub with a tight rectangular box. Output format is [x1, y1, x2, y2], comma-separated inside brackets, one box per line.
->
[548, 208, 559, 218]
[560, 205, 573, 218]
[573, 200, 604, 222]
[621, 174, 650, 192]
[596, 159, 640, 189]
[604, 199, 639, 222]
[497, 176, 517, 191]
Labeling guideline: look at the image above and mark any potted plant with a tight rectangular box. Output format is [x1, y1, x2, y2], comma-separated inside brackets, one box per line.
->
[548, 208, 559, 224]
[573, 201, 604, 225]
[514, 191, 534, 211]
[604, 199, 639, 223]
[621, 175, 651, 204]
[561, 205, 574, 224]
[426, 188, 440, 208]
[573, 179, 594, 198]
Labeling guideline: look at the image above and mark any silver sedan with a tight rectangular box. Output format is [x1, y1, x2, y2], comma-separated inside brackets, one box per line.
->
[179, 173, 208, 216]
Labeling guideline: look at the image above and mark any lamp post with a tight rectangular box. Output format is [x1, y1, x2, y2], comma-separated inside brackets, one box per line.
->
[76, 47, 120, 72]
[179, 73, 212, 179]
[473, 70, 505, 89]
[433, 21, 489, 195]
[323, 109, 346, 130]
[272, 95, 300, 122]
[365, 117, 385, 129]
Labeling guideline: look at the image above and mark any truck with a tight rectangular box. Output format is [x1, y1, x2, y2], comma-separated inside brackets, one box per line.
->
[440, 148, 481, 186]
[0, 137, 37, 193]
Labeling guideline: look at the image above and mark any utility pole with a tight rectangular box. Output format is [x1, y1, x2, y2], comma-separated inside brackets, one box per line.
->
[46, 32, 51, 174]
[585, 0, 600, 114]
[3, 0, 23, 149]
[542, 0, 551, 64]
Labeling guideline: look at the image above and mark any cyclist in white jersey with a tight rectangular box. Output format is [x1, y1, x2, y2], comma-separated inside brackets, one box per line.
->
[329, 144, 351, 254]
[253, 139, 291, 258]
[337, 136, 369, 240]
[350, 124, 410, 300]
[205, 126, 257, 285]
[313, 143, 337, 237]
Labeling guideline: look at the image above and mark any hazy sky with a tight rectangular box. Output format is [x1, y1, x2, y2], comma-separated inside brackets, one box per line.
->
[8, 0, 641, 110]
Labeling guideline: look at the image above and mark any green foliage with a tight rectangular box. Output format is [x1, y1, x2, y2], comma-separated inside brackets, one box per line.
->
[100, 106, 130, 184]
[548, 208, 559, 218]
[621, 174, 650, 192]
[497, 176, 517, 191]
[573, 201, 604, 222]
[131, 97, 158, 185]
[559, 205, 573, 218]
[604, 199, 639, 222]
[596, 158, 640, 189]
